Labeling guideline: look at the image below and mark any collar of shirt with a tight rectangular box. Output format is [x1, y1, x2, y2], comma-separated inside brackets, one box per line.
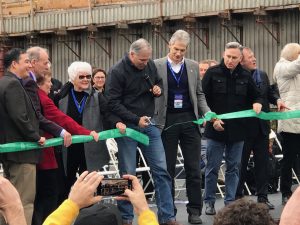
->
[29, 71, 37, 82]
[167, 57, 185, 73]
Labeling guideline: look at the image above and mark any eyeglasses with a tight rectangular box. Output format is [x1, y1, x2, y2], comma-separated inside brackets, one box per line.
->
[78, 75, 92, 80]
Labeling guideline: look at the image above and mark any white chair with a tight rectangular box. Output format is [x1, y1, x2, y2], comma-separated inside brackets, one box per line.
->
[136, 147, 155, 200]
[174, 145, 186, 199]
[270, 130, 300, 185]
[104, 138, 120, 178]
[106, 138, 155, 199]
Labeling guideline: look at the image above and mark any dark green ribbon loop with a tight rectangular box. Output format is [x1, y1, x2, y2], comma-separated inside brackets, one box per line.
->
[0, 128, 149, 153]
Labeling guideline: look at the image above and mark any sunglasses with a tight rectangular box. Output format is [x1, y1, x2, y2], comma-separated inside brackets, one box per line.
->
[78, 75, 92, 80]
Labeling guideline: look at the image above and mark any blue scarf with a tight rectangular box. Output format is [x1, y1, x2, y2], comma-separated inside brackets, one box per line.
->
[252, 69, 262, 87]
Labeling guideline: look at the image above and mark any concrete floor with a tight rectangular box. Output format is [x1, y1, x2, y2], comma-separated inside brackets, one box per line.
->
[132, 183, 286, 225]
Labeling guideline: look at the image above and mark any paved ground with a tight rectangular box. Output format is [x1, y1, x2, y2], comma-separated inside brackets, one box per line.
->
[132, 184, 287, 225]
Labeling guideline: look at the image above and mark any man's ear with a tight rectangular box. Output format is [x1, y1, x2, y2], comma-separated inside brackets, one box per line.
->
[11, 60, 17, 69]
[30, 59, 36, 67]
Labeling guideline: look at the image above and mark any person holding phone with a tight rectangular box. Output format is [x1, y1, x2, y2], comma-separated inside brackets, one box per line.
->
[43, 172, 159, 225]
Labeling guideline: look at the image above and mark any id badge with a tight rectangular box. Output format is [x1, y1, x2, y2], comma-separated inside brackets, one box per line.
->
[174, 94, 183, 108]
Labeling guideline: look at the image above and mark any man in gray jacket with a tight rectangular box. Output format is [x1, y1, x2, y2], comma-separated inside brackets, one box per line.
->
[154, 30, 210, 224]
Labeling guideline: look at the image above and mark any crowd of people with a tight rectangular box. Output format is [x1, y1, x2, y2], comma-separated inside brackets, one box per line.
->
[0, 29, 300, 225]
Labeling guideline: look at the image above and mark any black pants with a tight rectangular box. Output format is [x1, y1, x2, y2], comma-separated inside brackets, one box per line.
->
[236, 135, 269, 199]
[32, 169, 58, 225]
[161, 111, 202, 215]
[280, 132, 300, 196]
[66, 144, 87, 196]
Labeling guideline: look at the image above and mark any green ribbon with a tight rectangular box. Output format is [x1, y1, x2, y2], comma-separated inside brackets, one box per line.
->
[194, 109, 300, 125]
[0, 128, 149, 153]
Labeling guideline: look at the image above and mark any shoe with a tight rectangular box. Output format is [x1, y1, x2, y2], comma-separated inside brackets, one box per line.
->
[159, 220, 183, 225]
[205, 202, 216, 215]
[188, 214, 202, 224]
[257, 198, 275, 210]
[282, 195, 291, 205]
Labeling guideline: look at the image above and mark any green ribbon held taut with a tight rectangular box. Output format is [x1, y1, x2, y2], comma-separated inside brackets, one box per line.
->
[193, 109, 300, 125]
[0, 128, 149, 153]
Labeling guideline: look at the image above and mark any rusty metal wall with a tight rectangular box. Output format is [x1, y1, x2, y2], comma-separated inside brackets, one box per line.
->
[1, 8, 300, 84]
[55, 9, 300, 83]
[2, 0, 300, 35]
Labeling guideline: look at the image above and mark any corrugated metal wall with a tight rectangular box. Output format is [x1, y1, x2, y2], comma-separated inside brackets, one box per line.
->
[2, 8, 300, 84]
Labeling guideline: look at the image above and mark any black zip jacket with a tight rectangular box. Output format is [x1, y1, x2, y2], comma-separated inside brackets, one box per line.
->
[202, 60, 263, 142]
[106, 54, 163, 125]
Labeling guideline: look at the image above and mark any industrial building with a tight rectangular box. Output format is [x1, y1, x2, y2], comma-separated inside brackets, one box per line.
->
[1, 0, 300, 83]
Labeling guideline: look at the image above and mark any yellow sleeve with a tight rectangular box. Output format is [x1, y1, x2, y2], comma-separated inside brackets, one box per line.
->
[137, 209, 159, 225]
[42, 199, 79, 225]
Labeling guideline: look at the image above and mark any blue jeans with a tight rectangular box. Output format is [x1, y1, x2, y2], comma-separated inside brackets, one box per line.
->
[204, 139, 244, 205]
[116, 124, 175, 224]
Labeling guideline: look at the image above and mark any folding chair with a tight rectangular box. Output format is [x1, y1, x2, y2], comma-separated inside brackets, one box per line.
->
[136, 147, 155, 200]
[106, 138, 155, 199]
[103, 138, 120, 178]
[174, 145, 186, 199]
[270, 130, 300, 185]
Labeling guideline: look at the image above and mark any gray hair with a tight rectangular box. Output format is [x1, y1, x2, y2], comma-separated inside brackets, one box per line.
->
[280, 43, 300, 61]
[27, 46, 49, 61]
[169, 29, 190, 46]
[129, 38, 152, 54]
[68, 61, 92, 83]
[225, 42, 243, 53]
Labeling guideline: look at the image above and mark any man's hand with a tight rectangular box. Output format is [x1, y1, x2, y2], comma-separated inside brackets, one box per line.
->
[115, 175, 149, 216]
[68, 171, 103, 209]
[213, 119, 224, 131]
[138, 116, 150, 128]
[90, 131, 99, 142]
[38, 137, 46, 146]
[152, 85, 161, 97]
[252, 103, 262, 114]
[277, 99, 290, 112]
[63, 131, 72, 147]
[116, 122, 126, 134]
[0, 177, 26, 225]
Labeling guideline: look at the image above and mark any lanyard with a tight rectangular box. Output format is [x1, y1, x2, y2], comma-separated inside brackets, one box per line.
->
[71, 88, 87, 114]
[167, 61, 185, 87]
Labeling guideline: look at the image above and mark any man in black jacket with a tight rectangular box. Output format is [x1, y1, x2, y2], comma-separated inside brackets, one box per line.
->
[0, 48, 45, 225]
[202, 42, 263, 215]
[235, 47, 286, 209]
[106, 39, 179, 225]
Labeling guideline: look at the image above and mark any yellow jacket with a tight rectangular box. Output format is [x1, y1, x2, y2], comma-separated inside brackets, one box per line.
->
[43, 199, 159, 225]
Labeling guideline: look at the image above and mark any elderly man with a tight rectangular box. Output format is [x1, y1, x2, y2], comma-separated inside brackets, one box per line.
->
[202, 42, 263, 215]
[106, 39, 180, 225]
[236, 47, 286, 209]
[24, 46, 72, 146]
[0, 48, 45, 225]
[154, 29, 210, 224]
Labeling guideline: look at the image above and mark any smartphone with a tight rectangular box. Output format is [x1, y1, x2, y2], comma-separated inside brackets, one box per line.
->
[97, 178, 132, 196]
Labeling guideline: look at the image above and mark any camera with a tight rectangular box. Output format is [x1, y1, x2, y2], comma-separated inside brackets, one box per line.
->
[97, 178, 132, 196]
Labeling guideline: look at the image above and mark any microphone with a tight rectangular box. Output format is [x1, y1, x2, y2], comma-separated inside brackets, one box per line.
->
[144, 74, 154, 89]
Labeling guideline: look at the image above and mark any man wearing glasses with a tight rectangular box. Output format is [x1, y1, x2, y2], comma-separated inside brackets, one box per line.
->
[201, 42, 263, 214]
